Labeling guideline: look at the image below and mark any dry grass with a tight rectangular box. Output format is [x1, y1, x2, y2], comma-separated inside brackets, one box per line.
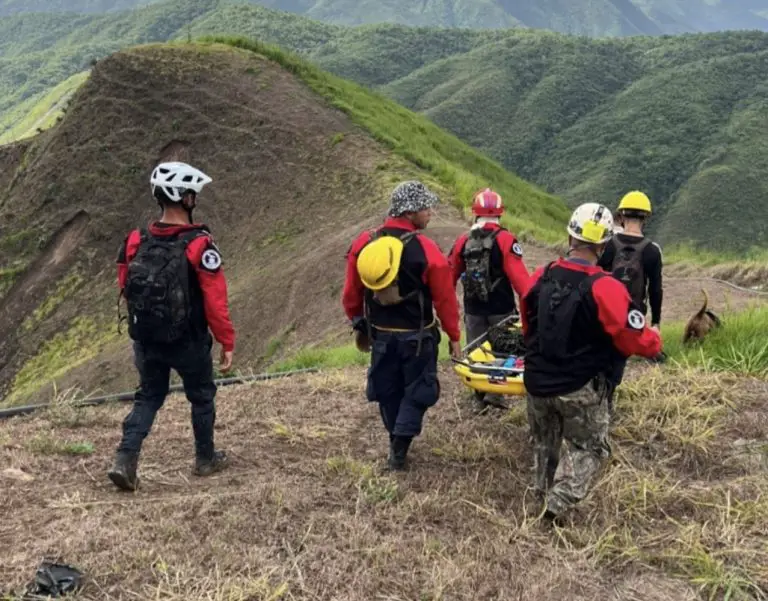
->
[0, 365, 766, 600]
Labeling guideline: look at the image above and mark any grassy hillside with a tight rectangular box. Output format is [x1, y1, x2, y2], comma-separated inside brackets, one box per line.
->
[3, 2, 768, 252]
[0, 71, 87, 144]
[379, 31, 768, 253]
[4, 0, 767, 33]
[0, 41, 567, 407]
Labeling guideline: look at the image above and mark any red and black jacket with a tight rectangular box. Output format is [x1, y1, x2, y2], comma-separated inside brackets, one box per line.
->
[520, 258, 661, 397]
[343, 217, 461, 342]
[448, 223, 531, 316]
[117, 222, 236, 352]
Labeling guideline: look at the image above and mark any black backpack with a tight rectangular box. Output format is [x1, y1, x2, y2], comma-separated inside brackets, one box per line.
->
[610, 237, 651, 308]
[537, 262, 606, 360]
[462, 227, 502, 302]
[124, 229, 205, 345]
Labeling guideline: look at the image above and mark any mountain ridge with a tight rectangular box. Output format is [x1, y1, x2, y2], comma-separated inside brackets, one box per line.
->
[2, 2, 768, 252]
[1, 0, 768, 34]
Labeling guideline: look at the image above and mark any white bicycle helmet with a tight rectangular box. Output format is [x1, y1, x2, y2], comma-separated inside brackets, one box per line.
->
[567, 202, 614, 245]
[150, 162, 212, 203]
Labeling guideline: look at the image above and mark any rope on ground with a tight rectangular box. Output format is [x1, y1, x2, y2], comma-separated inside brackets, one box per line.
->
[666, 276, 768, 296]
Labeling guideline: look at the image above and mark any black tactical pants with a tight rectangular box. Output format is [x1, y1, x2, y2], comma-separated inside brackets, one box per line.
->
[607, 355, 627, 412]
[366, 329, 441, 438]
[117, 336, 217, 460]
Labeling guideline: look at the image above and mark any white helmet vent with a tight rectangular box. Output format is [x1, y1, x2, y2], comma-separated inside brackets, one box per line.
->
[150, 161, 212, 203]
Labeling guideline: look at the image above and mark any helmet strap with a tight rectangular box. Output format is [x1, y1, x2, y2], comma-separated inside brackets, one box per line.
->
[567, 238, 603, 263]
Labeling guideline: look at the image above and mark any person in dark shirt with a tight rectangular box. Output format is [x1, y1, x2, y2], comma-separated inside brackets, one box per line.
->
[598, 191, 664, 409]
[598, 191, 663, 327]
[520, 202, 662, 523]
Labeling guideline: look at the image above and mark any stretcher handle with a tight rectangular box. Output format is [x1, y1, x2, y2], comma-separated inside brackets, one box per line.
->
[461, 312, 520, 355]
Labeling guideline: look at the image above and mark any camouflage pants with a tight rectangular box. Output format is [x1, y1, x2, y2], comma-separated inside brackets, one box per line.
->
[526, 378, 612, 516]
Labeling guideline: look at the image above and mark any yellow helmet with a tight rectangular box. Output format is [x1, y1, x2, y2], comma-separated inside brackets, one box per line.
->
[617, 190, 652, 214]
[357, 235, 405, 291]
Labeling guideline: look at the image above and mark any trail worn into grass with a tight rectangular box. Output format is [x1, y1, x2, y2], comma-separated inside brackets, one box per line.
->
[1, 364, 766, 600]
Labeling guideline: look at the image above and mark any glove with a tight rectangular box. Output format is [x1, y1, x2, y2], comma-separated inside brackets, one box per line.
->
[351, 317, 371, 352]
[351, 317, 368, 334]
[649, 351, 667, 364]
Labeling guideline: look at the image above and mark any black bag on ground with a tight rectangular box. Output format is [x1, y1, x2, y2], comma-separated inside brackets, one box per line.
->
[25, 560, 84, 598]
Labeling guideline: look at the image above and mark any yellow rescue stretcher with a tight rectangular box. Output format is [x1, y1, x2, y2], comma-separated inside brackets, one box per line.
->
[452, 316, 527, 397]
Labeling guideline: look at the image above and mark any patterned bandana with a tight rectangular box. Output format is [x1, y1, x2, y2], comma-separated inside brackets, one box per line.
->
[388, 181, 440, 217]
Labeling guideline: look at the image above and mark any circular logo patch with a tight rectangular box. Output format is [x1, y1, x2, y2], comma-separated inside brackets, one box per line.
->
[512, 242, 523, 257]
[201, 249, 222, 271]
[628, 309, 645, 330]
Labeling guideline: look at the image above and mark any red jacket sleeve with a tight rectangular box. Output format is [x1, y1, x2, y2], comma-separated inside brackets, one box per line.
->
[447, 234, 468, 286]
[342, 232, 372, 321]
[187, 236, 236, 352]
[420, 236, 461, 342]
[592, 276, 662, 358]
[520, 266, 544, 336]
[117, 230, 141, 291]
[495, 231, 531, 298]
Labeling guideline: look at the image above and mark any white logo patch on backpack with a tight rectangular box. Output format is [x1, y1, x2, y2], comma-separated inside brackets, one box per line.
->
[201, 249, 222, 272]
[627, 309, 645, 330]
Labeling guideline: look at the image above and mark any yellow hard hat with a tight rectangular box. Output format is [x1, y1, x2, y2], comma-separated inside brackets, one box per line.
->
[357, 236, 404, 291]
[618, 190, 652, 213]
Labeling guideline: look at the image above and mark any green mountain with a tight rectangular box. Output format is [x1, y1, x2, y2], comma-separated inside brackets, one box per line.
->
[1, 1, 768, 252]
[1, 0, 768, 34]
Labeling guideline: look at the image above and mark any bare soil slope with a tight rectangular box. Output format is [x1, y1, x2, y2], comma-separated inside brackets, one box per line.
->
[1, 364, 766, 599]
[0, 43, 437, 405]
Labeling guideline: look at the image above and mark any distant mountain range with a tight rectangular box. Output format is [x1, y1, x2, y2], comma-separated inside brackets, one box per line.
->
[0, 0, 767, 35]
[1, 0, 768, 253]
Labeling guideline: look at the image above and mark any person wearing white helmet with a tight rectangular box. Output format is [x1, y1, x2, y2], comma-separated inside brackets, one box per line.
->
[519, 202, 662, 524]
[107, 161, 236, 491]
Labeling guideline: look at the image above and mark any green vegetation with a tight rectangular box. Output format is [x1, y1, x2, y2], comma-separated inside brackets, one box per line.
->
[4, 0, 767, 35]
[206, 37, 569, 242]
[0, 71, 88, 144]
[25, 434, 95, 456]
[0, 262, 25, 296]
[2, 2, 768, 253]
[661, 306, 768, 377]
[21, 270, 85, 332]
[269, 343, 368, 372]
[5, 315, 119, 406]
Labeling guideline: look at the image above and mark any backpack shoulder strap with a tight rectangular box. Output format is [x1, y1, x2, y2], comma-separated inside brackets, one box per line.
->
[175, 228, 211, 250]
[579, 270, 608, 297]
[540, 260, 556, 280]
[635, 237, 653, 252]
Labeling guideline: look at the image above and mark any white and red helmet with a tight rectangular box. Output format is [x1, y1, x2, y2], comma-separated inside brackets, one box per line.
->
[471, 188, 504, 217]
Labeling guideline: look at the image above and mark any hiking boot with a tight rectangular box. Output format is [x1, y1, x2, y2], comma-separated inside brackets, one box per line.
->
[387, 436, 412, 472]
[193, 450, 230, 477]
[107, 452, 139, 491]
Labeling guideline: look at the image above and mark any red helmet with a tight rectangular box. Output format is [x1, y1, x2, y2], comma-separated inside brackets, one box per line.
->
[472, 188, 504, 217]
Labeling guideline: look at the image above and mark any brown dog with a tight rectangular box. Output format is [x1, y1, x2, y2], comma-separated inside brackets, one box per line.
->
[683, 289, 722, 344]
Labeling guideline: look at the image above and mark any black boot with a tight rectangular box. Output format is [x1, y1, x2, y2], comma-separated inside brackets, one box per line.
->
[193, 449, 230, 477]
[388, 436, 412, 472]
[107, 451, 139, 491]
